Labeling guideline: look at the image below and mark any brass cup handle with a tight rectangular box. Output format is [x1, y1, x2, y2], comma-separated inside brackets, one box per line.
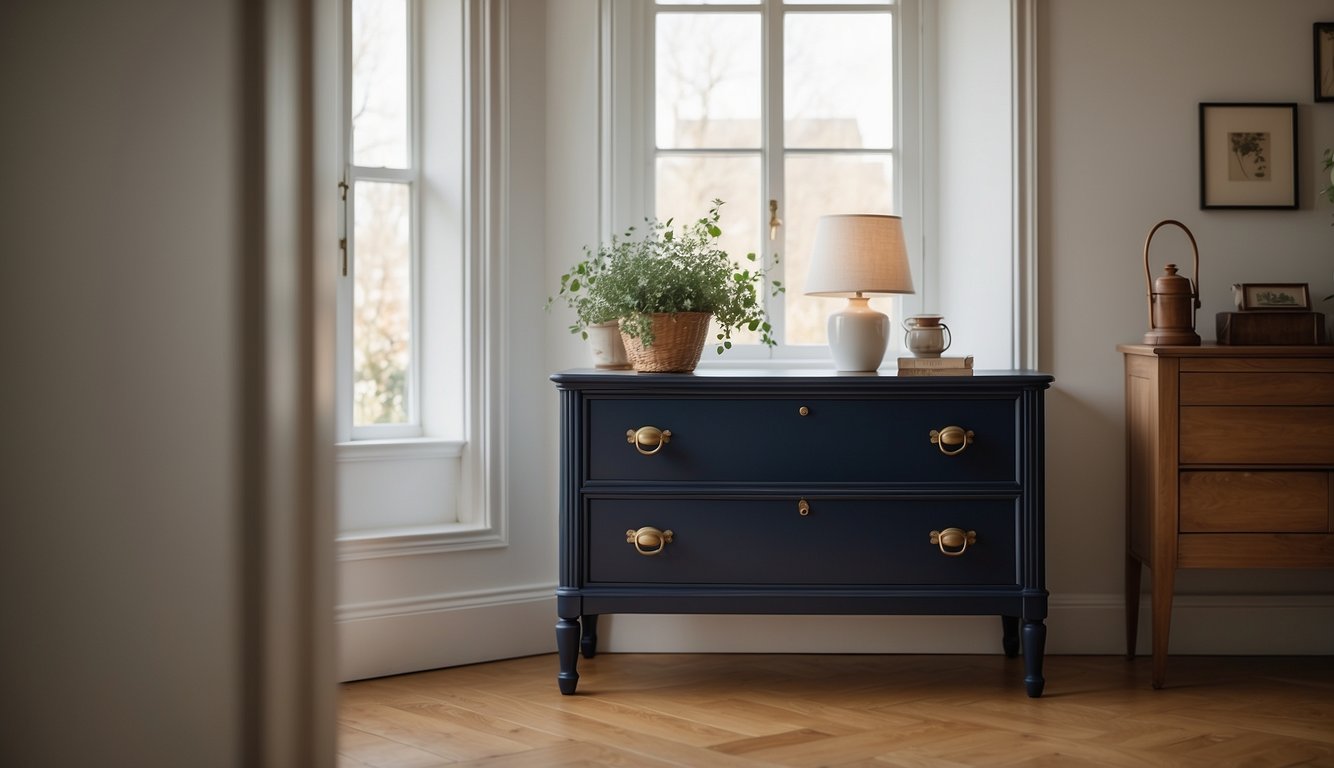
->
[930, 426, 974, 456]
[626, 426, 671, 455]
[626, 526, 673, 556]
[930, 527, 977, 556]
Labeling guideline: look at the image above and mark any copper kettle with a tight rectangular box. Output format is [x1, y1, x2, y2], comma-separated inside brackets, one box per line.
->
[1142, 219, 1201, 346]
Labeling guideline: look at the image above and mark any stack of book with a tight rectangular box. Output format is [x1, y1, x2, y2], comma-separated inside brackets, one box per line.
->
[896, 355, 974, 376]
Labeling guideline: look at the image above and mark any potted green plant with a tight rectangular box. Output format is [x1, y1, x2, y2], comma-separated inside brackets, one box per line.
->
[550, 200, 782, 372]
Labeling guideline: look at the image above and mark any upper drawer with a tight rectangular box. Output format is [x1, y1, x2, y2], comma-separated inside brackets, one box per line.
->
[1179, 406, 1334, 465]
[585, 397, 1019, 485]
[1180, 372, 1334, 406]
[586, 496, 1018, 587]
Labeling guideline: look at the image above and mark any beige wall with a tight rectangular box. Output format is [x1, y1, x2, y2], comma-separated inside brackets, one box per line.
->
[1040, 0, 1334, 605]
[0, 1, 247, 764]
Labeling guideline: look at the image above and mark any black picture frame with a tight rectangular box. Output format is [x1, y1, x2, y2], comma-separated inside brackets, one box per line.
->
[1199, 102, 1299, 210]
[1316, 22, 1334, 102]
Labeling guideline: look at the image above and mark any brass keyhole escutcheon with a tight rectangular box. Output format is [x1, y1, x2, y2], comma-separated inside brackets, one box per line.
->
[626, 426, 671, 455]
[797, 498, 810, 516]
[626, 526, 673, 556]
[930, 527, 976, 556]
[930, 426, 974, 456]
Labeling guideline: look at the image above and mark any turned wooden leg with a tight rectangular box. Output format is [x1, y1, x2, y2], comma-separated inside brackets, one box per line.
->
[1125, 553, 1142, 659]
[1001, 615, 1021, 658]
[1022, 620, 1046, 698]
[580, 614, 599, 659]
[1151, 563, 1175, 690]
[556, 616, 581, 695]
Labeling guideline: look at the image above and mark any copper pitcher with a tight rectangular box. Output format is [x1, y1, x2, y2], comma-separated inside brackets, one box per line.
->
[1142, 220, 1201, 346]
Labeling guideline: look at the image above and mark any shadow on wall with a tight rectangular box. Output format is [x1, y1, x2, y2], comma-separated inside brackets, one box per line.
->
[1043, 385, 1125, 596]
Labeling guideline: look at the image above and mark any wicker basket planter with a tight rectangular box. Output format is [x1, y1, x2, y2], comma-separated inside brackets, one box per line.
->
[619, 312, 712, 373]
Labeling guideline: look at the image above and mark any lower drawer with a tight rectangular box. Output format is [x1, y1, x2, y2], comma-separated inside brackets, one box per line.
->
[1179, 471, 1330, 532]
[585, 496, 1018, 586]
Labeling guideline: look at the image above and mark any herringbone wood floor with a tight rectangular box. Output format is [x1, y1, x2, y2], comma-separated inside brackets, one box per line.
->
[338, 653, 1334, 767]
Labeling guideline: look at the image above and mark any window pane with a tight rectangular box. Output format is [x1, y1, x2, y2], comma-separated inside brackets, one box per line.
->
[353, 181, 412, 425]
[656, 154, 763, 345]
[352, 0, 409, 168]
[656, 13, 761, 149]
[785, 13, 893, 149]
[660, 0, 759, 4]
[783, 154, 895, 345]
[787, 1, 890, 5]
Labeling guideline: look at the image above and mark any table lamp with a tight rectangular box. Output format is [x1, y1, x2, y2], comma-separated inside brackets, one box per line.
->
[804, 214, 914, 372]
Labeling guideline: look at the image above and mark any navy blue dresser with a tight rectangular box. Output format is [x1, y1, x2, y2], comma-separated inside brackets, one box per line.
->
[552, 369, 1053, 697]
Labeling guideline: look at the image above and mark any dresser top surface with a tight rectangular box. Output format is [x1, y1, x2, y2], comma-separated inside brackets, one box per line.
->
[552, 368, 1053, 391]
[1118, 343, 1334, 358]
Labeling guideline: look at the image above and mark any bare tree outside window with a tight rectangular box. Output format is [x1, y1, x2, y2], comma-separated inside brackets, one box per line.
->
[349, 0, 414, 427]
[653, 7, 895, 348]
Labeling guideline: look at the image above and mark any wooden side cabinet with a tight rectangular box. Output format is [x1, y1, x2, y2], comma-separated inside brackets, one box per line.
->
[1118, 344, 1334, 688]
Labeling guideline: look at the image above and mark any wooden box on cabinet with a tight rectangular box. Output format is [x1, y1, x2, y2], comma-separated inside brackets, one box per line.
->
[1118, 344, 1334, 688]
[552, 369, 1053, 697]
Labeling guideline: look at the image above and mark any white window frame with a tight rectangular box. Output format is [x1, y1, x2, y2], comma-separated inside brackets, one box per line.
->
[601, 0, 1039, 370]
[334, 0, 508, 557]
[603, 0, 922, 364]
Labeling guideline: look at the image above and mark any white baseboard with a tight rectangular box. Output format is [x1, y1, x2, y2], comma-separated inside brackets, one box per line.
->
[336, 585, 557, 682]
[336, 591, 1334, 681]
[599, 594, 1334, 656]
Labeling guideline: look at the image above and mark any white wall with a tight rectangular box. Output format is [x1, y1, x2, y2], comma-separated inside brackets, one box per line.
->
[933, 0, 1016, 370]
[335, 0, 562, 681]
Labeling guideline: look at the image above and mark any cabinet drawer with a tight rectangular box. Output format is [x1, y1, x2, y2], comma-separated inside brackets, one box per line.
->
[1178, 406, 1334, 465]
[1179, 471, 1330, 532]
[586, 497, 1018, 586]
[587, 397, 1017, 484]
[1180, 372, 1334, 406]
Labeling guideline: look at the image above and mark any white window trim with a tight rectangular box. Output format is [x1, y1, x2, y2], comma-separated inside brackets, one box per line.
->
[600, 0, 1038, 371]
[334, 0, 509, 558]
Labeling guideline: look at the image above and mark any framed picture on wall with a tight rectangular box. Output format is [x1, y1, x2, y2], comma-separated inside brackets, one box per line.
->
[1199, 102, 1298, 210]
[1317, 22, 1334, 102]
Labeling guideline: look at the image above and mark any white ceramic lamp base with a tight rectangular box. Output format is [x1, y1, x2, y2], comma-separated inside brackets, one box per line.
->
[827, 296, 889, 372]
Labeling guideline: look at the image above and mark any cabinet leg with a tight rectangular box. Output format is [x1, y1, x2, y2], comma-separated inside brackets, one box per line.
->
[556, 616, 581, 695]
[1151, 564, 1175, 690]
[1001, 615, 1020, 658]
[580, 614, 599, 659]
[1022, 620, 1046, 698]
[1125, 553, 1142, 659]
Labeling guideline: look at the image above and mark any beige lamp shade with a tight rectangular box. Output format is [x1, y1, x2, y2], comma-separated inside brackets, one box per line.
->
[804, 214, 914, 297]
[805, 214, 914, 372]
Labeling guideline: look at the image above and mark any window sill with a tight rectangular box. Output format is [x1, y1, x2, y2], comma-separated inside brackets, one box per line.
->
[335, 437, 465, 463]
[337, 521, 505, 560]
